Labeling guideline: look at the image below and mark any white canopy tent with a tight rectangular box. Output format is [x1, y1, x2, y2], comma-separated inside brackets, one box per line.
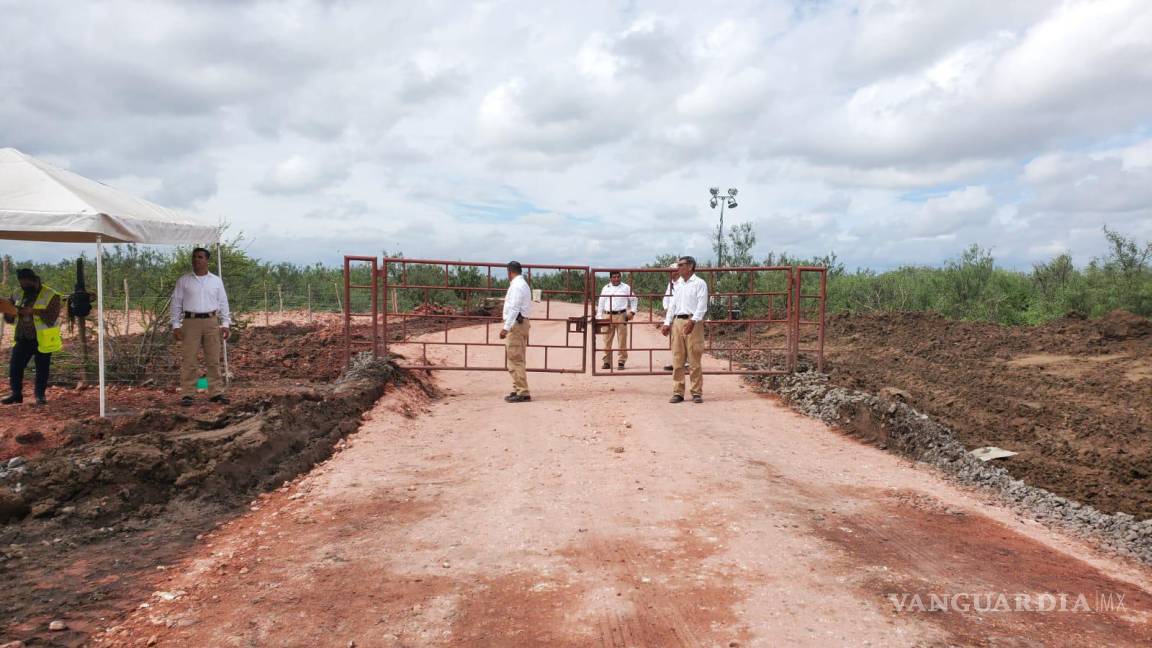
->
[0, 147, 221, 416]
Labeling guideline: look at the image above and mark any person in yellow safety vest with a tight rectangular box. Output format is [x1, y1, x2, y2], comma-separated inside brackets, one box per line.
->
[2, 268, 62, 406]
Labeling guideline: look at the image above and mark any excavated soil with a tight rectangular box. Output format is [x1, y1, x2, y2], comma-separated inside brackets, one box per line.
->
[0, 354, 429, 646]
[95, 305, 1152, 647]
[0, 316, 467, 462]
[789, 309, 1152, 521]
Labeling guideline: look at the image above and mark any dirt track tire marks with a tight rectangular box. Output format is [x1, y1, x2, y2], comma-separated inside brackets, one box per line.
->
[588, 536, 706, 648]
[105, 302, 1151, 647]
[811, 488, 1152, 647]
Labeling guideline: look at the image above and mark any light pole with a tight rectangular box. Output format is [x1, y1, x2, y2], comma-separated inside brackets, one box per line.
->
[709, 187, 738, 267]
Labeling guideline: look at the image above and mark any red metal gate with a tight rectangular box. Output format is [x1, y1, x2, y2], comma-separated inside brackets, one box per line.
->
[794, 266, 828, 372]
[342, 255, 379, 363]
[589, 266, 806, 376]
[375, 257, 589, 373]
[342, 256, 825, 375]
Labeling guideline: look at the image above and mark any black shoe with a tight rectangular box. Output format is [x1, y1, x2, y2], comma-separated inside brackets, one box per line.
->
[504, 393, 532, 403]
[617, 362, 625, 370]
[692, 394, 703, 404]
[669, 394, 684, 403]
[663, 365, 673, 371]
[180, 396, 194, 407]
[1, 395, 21, 405]
[601, 362, 611, 370]
[209, 394, 230, 405]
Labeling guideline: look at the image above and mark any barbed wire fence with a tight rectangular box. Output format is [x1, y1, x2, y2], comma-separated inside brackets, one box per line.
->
[0, 270, 361, 389]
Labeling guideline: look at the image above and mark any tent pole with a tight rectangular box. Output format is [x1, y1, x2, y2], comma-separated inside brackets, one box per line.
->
[217, 241, 229, 387]
[96, 236, 106, 418]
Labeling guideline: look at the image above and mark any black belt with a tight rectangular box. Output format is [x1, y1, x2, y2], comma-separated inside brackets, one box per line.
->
[607, 309, 628, 314]
[515, 313, 525, 323]
[675, 314, 691, 319]
[184, 311, 218, 319]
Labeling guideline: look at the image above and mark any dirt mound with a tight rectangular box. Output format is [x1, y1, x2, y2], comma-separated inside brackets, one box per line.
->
[1098, 309, 1152, 340]
[0, 321, 381, 464]
[411, 303, 458, 315]
[0, 359, 427, 644]
[789, 310, 1152, 521]
[766, 370, 1152, 564]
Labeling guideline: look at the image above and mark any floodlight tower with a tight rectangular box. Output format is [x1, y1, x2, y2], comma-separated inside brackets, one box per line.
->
[709, 187, 738, 267]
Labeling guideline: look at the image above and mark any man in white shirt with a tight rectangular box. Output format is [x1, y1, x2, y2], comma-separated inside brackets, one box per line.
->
[661, 255, 708, 403]
[661, 263, 678, 311]
[171, 247, 232, 406]
[499, 260, 533, 402]
[596, 271, 637, 370]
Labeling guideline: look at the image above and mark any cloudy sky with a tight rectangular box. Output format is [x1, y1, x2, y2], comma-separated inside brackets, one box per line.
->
[2, 0, 1151, 270]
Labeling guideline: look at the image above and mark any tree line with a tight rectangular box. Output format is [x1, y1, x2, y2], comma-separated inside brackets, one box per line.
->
[3, 226, 1150, 327]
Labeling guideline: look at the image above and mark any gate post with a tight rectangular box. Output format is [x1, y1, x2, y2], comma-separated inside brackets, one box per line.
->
[788, 267, 799, 371]
[342, 255, 381, 364]
[342, 256, 351, 365]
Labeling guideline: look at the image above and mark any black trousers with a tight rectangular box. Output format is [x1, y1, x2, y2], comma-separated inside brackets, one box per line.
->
[9, 338, 51, 400]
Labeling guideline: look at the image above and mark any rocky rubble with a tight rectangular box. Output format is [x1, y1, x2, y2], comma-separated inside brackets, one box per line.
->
[762, 370, 1152, 565]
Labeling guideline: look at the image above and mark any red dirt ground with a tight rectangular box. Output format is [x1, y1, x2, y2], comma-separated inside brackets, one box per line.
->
[1, 321, 378, 462]
[809, 310, 1152, 520]
[98, 306, 1152, 647]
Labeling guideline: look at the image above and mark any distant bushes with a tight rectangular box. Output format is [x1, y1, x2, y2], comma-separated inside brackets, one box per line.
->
[698, 222, 1150, 325]
[5, 227, 1149, 329]
[804, 228, 1152, 325]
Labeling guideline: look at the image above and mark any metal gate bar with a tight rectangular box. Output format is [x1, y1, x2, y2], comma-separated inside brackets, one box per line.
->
[346, 256, 827, 376]
[380, 257, 589, 373]
[589, 266, 796, 376]
[794, 267, 827, 372]
[342, 255, 379, 364]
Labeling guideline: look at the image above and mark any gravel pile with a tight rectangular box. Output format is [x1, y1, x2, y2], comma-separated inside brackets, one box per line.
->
[761, 370, 1152, 565]
[337, 352, 400, 384]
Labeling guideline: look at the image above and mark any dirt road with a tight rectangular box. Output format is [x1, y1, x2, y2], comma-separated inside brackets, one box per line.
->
[106, 305, 1152, 647]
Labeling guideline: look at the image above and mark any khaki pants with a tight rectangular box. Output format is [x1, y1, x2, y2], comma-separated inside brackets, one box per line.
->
[601, 313, 629, 365]
[671, 317, 704, 396]
[505, 320, 530, 395]
[180, 315, 224, 397]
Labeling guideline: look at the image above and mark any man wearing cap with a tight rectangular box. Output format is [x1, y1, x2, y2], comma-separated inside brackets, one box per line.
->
[596, 271, 637, 370]
[1, 269, 62, 405]
[171, 247, 231, 406]
[499, 260, 532, 402]
[661, 256, 709, 403]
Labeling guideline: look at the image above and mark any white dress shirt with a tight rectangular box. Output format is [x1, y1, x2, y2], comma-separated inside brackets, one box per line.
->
[596, 282, 638, 319]
[502, 274, 533, 331]
[662, 274, 709, 325]
[171, 272, 232, 329]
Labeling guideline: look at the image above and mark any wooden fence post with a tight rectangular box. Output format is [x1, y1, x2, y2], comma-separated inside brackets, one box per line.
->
[123, 278, 130, 335]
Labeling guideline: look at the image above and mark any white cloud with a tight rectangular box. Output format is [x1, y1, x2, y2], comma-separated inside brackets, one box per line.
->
[909, 186, 995, 237]
[1, 0, 1150, 271]
[1022, 140, 1152, 215]
[256, 154, 349, 195]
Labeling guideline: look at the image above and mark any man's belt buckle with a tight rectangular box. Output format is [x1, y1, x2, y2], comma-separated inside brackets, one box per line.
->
[184, 311, 217, 319]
